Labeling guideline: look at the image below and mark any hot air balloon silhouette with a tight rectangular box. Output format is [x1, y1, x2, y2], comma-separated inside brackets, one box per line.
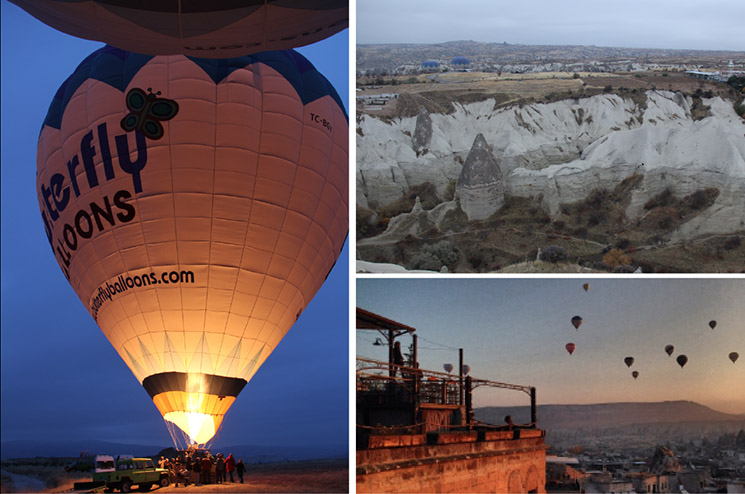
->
[624, 357, 634, 368]
[665, 345, 674, 357]
[443, 363, 454, 374]
[36, 46, 348, 447]
[709, 320, 717, 330]
[676, 355, 688, 368]
[462, 365, 471, 376]
[571, 316, 583, 330]
[565, 343, 576, 355]
[632, 371, 639, 379]
[582, 283, 590, 292]
[730, 352, 739, 364]
[10, 0, 348, 58]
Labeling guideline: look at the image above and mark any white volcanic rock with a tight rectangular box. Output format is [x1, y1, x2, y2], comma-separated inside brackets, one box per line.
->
[357, 90, 745, 237]
[456, 133, 504, 220]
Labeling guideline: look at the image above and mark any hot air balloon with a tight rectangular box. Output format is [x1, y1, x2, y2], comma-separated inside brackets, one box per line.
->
[36, 46, 348, 448]
[582, 283, 590, 292]
[462, 365, 471, 376]
[10, 0, 348, 58]
[709, 320, 717, 330]
[632, 371, 639, 379]
[565, 343, 576, 355]
[443, 363, 454, 374]
[571, 316, 583, 330]
[665, 345, 674, 356]
[624, 357, 634, 368]
[730, 352, 739, 364]
[676, 355, 688, 368]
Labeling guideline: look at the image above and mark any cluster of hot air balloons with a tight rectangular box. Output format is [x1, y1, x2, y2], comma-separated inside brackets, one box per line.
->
[20, 2, 349, 448]
[564, 285, 739, 385]
[563, 284, 588, 356]
[621, 319, 740, 381]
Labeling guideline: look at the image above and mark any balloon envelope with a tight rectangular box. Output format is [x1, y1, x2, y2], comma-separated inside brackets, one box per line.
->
[462, 365, 471, 375]
[10, 0, 348, 58]
[571, 316, 583, 330]
[632, 371, 639, 379]
[582, 283, 590, 292]
[565, 343, 576, 355]
[730, 352, 739, 363]
[624, 357, 634, 368]
[676, 355, 688, 368]
[443, 363, 454, 373]
[665, 345, 674, 356]
[36, 46, 348, 446]
[709, 320, 717, 330]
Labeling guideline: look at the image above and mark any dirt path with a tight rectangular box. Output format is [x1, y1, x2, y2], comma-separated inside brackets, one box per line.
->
[2, 469, 48, 492]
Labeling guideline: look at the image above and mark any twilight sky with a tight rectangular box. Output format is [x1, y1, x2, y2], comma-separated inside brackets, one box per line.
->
[1, 1, 349, 453]
[357, 0, 745, 51]
[357, 278, 745, 415]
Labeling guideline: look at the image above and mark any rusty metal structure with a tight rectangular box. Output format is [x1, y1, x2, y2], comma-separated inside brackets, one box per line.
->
[356, 307, 538, 447]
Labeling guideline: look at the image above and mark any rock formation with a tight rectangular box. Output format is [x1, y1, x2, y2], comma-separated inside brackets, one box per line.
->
[412, 107, 433, 155]
[357, 91, 745, 237]
[456, 133, 504, 220]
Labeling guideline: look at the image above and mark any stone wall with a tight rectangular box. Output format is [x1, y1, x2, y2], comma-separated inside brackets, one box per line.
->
[357, 430, 546, 493]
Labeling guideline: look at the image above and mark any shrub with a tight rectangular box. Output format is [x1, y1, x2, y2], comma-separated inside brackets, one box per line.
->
[644, 188, 673, 210]
[681, 188, 719, 211]
[587, 211, 607, 226]
[723, 236, 742, 250]
[406, 241, 459, 271]
[613, 264, 636, 273]
[553, 220, 566, 230]
[584, 189, 609, 209]
[603, 248, 631, 269]
[615, 238, 631, 250]
[539, 245, 569, 263]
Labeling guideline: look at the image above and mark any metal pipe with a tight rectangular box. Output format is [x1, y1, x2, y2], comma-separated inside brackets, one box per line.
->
[530, 386, 537, 427]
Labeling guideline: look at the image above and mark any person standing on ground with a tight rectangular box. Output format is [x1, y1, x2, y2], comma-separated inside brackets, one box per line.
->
[201, 454, 212, 484]
[236, 459, 246, 484]
[226, 453, 236, 482]
[215, 454, 225, 484]
[192, 454, 201, 486]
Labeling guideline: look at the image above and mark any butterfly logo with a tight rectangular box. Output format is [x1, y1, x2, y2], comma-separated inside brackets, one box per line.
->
[120, 87, 179, 140]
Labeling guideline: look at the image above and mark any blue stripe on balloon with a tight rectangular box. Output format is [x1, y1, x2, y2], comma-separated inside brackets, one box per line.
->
[43, 45, 347, 130]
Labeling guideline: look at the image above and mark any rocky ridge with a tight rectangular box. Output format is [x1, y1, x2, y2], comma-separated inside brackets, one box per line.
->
[357, 90, 745, 239]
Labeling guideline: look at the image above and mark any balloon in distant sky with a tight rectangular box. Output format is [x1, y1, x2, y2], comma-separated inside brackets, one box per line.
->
[565, 343, 576, 355]
[676, 355, 688, 368]
[571, 316, 583, 330]
[10, 0, 348, 58]
[582, 283, 590, 292]
[36, 46, 348, 447]
[624, 357, 634, 368]
[443, 363, 454, 373]
[462, 365, 471, 375]
[665, 345, 674, 356]
[730, 352, 739, 364]
[632, 371, 639, 379]
[709, 320, 717, 330]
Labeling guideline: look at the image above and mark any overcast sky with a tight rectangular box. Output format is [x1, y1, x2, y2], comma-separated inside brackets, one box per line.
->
[357, 278, 745, 415]
[358, 0, 745, 51]
[1, 1, 348, 454]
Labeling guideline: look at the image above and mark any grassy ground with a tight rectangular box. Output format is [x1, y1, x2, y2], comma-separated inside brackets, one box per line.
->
[0, 459, 348, 494]
[356, 70, 735, 120]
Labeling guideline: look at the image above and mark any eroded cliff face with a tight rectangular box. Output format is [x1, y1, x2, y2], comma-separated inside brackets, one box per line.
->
[357, 91, 745, 237]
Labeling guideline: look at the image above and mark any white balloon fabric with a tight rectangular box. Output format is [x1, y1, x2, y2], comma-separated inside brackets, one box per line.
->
[36, 46, 348, 446]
